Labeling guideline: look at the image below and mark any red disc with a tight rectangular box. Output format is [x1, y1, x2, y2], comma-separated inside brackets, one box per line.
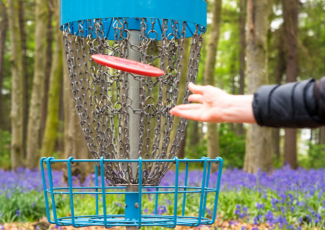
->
[91, 54, 165, 77]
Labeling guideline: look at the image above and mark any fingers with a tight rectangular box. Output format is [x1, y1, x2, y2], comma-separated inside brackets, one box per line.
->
[171, 104, 202, 111]
[188, 94, 204, 103]
[188, 82, 206, 95]
[169, 104, 203, 121]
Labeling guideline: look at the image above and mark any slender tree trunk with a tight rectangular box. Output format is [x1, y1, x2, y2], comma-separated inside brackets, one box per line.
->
[41, 1, 63, 157]
[190, 120, 200, 147]
[170, 38, 190, 156]
[178, 131, 186, 159]
[237, 0, 246, 136]
[26, 0, 49, 168]
[319, 127, 325, 145]
[63, 33, 90, 181]
[41, 0, 53, 143]
[204, 0, 222, 172]
[244, 0, 273, 174]
[283, 0, 299, 169]
[18, 0, 29, 160]
[0, 1, 8, 129]
[8, 0, 24, 169]
[273, 26, 286, 159]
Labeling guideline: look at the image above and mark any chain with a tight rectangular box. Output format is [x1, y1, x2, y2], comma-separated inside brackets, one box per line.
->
[62, 19, 203, 186]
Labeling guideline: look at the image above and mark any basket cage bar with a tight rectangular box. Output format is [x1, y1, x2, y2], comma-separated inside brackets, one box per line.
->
[40, 157, 223, 228]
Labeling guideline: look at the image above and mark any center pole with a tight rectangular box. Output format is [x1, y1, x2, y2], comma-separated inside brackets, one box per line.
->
[126, 27, 141, 229]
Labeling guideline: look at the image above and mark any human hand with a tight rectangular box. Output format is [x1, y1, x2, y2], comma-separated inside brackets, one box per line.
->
[169, 82, 256, 124]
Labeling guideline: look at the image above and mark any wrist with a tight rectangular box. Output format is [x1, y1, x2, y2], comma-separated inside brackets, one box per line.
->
[222, 95, 256, 124]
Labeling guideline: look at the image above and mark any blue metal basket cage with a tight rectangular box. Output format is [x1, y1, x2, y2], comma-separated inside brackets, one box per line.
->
[40, 157, 223, 228]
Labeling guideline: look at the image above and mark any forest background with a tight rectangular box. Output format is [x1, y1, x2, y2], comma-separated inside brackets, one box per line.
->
[1, 0, 325, 175]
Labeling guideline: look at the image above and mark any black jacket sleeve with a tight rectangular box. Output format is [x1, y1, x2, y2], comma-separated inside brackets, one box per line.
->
[253, 78, 325, 128]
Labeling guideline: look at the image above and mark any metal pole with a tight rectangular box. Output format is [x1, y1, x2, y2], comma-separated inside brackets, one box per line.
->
[126, 29, 140, 230]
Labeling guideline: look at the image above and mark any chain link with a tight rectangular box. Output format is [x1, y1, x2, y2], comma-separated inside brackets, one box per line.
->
[62, 18, 203, 186]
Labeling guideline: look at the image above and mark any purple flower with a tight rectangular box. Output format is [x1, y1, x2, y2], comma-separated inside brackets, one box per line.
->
[157, 205, 167, 215]
[256, 203, 264, 210]
[206, 207, 212, 216]
[16, 209, 21, 217]
[144, 208, 148, 213]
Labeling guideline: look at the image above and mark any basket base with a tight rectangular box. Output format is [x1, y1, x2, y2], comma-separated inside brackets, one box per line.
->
[55, 214, 212, 228]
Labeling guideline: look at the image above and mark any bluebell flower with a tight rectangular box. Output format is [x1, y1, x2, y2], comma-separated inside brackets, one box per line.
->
[144, 208, 148, 213]
[16, 209, 21, 217]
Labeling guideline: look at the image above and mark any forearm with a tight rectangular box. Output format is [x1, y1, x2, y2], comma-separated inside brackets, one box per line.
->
[222, 95, 256, 124]
[253, 79, 324, 128]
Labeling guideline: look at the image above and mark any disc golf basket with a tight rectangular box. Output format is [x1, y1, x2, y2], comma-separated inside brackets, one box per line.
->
[40, 0, 223, 228]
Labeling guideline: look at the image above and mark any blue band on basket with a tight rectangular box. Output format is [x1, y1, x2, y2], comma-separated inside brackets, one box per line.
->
[60, 0, 207, 40]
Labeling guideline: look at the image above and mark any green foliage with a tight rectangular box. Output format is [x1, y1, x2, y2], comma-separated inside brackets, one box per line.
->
[0, 129, 11, 169]
[299, 143, 325, 169]
[0, 191, 46, 223]
[1, 188, 325, 229]
[218, 124, 246, 169]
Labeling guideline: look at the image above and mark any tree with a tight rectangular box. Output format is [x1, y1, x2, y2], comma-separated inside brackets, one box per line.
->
[170, 38, 190, 159]
[244, 0, 273, 174]
[26, 0, 49, 168]
[8, 0, 24, 169]
[41, 0, 54, 143]
[18, 0, 29, 160]
[204, 0, 222, 171]
[283, 0, 299, 169]
[0, 1, 8, 129]
[273, 25, 286, 160]
[237, 0, 246, 136]
[41, 0, 63, 157]
[62, 35, 90, 181]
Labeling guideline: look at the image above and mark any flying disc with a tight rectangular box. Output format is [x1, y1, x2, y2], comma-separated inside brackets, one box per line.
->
[91, 54, 165, 77]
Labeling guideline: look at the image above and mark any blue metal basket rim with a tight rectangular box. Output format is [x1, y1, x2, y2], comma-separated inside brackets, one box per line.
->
[54, 214, 212, 227]
[60, 0, 207, 31]
[40, 157, 222, 163]
[45, 187, 218, 195]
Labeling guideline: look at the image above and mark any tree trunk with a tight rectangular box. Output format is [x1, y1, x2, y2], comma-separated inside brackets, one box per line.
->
[63, 35, 90, 181]
[237, 0, 246, 136]
[204, 0, 222, 172]
[190, 120, 200, 147]
[273, 26, 286, 159]
[8, 0, 24, 169]
[170, 38, 190, 156]
[18, 0, 29, 160]
[26, 0, 49, 168]
[0, 1, 8, 130]
[178, 131, 186, 159]
[41, 0, 53, 144]
[41, 1, 63, 158]
[244, 0, 273, 174]
[283, 0, 299, 169]
[319, 127, 325, 145]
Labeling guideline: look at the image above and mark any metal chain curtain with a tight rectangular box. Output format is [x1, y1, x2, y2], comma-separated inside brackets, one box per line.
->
[63, 18, 203, 186]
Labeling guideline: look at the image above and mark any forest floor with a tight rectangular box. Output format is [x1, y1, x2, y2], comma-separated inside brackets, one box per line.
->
[1, 218, 275, 230]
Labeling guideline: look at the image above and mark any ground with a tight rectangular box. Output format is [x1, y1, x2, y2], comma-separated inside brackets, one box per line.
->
[2, 218, 274, 230]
